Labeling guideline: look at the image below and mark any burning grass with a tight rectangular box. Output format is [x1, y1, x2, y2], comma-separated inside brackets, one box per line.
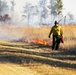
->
[0, 24, 76, 50]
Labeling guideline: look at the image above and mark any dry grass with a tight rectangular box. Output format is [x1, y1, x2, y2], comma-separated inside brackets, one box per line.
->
[14, 25, 76, 50]
[0, 24, 76, 50]
[0, 24, 76, 75]
[60, 25, 76, 50]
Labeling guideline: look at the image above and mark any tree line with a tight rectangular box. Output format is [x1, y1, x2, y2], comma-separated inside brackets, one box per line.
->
[0, 0, 74, 25]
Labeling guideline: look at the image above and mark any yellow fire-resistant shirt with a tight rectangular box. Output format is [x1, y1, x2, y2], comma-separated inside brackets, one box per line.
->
[49, 25, 63, 37]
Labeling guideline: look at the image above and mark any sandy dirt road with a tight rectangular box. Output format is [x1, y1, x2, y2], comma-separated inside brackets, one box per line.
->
[0, 63, 40, 75]
[0, 63, 76, 75]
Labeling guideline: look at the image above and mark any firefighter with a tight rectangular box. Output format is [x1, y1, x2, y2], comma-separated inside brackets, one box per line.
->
[48, 21, 63, 50]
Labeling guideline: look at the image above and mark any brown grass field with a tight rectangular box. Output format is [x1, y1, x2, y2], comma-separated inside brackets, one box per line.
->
[0, 24, 76, 75]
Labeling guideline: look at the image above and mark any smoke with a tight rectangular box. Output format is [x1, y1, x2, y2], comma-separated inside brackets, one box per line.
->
[0, 25, 26, 41]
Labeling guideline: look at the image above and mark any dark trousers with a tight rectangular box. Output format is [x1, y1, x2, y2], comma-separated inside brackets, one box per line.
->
[52, 35, 61, 50]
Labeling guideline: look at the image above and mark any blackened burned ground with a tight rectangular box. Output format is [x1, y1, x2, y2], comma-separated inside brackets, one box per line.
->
[0, 42, 76, 69]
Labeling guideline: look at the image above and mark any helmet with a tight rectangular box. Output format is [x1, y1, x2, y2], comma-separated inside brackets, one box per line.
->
[54, 21, 58, 24]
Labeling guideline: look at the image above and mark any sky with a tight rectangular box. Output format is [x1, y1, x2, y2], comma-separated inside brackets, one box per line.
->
[62, 0, 76, 16]
[6, 0, 76, 16]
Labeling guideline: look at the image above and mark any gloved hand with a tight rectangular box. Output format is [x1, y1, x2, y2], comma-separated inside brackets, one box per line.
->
[48, 35, 50, 38]
[61, 38, 64, 43]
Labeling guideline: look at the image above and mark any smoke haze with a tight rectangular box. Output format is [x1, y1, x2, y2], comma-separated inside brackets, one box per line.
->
[0, 25, 27, 41]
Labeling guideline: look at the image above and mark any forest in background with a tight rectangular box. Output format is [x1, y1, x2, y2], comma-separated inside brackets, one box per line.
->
[0, 0, 75, 26]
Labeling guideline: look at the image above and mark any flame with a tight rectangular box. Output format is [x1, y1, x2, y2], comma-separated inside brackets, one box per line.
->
[24, 39, 51, 46]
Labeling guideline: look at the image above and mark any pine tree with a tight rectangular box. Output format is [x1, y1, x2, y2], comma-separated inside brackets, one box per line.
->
[56, 0, 63, 21]
[56, 0, 63, 15]
[38, 0, 48, 25]
[0, 0, 8, 15]
[48, 0, 63, 23]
